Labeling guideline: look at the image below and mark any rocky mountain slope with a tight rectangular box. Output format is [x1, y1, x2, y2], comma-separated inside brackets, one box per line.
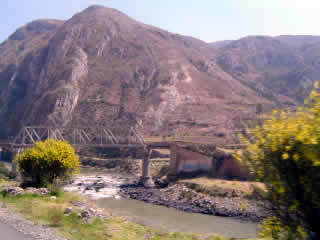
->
[0, 5, 266, 140]
[213, 35, 320, 104]
[1, 5, 320, 141]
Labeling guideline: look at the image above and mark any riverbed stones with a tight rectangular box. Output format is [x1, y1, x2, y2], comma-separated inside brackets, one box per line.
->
[1, 185, 24, 196]
[64, 174, 129, 199]
[80, 210, 90, 218]
[120, 183, 271, 222]
[155, 176, 169, 188]
[64, 207, 72, 215]
[25, 187, 50, 196]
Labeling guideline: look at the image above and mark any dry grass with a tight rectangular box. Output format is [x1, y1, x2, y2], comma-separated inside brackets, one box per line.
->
[179, 177, 266, 197]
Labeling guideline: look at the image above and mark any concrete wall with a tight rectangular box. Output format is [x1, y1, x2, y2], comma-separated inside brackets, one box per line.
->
[176, 147, 212, 173]
[169, 144, 249, 179]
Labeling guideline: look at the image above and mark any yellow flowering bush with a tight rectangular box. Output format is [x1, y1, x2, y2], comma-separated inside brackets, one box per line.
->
[258, 217, 306, 240]
[16, 139, 80, 187]
[235, 83, 320, 239]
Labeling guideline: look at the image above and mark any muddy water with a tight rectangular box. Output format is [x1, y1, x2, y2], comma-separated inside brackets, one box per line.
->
[95, 197, 259, 238]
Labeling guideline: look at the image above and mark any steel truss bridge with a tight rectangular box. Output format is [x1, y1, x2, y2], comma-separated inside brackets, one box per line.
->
[0, 126, 146, 149]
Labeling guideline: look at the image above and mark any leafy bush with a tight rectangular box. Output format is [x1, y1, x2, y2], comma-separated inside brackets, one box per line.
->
[16, 139, 80, 187]
[235, 83, 320, 239]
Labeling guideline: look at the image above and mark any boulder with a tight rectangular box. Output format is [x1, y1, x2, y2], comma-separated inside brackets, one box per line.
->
[64, 207, 72, 215]
[155, 176, 169, 188]
[80, 210, 90, 218]
[93, 181, 105, 190]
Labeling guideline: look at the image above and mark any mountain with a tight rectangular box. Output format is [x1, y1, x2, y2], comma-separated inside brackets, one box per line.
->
[0, 5, 266, 140]
[210, 40, 234, 49]
[214, 35, 320, 104]
[276, 35, 320, 49]
[2, 6, 320, 141]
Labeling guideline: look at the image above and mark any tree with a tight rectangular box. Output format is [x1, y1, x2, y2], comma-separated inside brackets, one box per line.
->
[235, 83, 320, 240]
[16, 139, 80, 187]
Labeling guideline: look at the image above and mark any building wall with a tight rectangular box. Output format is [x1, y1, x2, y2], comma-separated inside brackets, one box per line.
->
[176, 147, 212, 173]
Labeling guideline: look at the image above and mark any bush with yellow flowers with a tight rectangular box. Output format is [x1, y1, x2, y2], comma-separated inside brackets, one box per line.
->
[258, 217, 306, 240]
[235, 82, 320, 240]
[16, 139, 80, 187]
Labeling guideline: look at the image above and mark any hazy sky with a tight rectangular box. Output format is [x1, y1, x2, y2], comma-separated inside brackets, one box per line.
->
[1, 0, 320, 43]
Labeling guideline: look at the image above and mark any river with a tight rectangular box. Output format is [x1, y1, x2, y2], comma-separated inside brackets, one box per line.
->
[65, 167, 259, 239]
[95, 197, 258, 238]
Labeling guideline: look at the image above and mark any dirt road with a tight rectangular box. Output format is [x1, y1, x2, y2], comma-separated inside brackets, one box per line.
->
[0, 221, 33, 240]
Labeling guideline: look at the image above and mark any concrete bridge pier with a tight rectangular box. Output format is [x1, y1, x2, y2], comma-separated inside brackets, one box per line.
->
[139, 147, 155, 188]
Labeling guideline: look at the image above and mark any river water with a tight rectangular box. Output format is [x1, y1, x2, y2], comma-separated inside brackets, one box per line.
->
[72, 167, 259, 239]
[95, 197, 259, 238]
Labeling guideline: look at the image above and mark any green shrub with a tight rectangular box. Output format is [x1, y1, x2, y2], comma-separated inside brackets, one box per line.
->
[16, 139, 80, 187]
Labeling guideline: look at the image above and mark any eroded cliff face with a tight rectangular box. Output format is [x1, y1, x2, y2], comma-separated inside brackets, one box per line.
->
[0, 6, 267, 139]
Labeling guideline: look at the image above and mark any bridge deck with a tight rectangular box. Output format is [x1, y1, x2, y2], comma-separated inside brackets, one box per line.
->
[0, 142, 172, 150]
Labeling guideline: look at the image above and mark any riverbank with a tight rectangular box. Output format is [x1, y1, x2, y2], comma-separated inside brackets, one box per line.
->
[120, 183, 270, 223]
[0, 180, 227, 240]
[64, 166, 270, 223]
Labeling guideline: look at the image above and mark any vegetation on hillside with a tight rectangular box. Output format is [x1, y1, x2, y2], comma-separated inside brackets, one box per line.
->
[236, 83, 320, 239]
[16, 139, 80, 187]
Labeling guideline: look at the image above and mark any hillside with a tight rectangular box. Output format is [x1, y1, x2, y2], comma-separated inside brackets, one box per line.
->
[1, 5, 320, 141]
[0, 5, 267, 140]
[213, 35, 320, 104]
